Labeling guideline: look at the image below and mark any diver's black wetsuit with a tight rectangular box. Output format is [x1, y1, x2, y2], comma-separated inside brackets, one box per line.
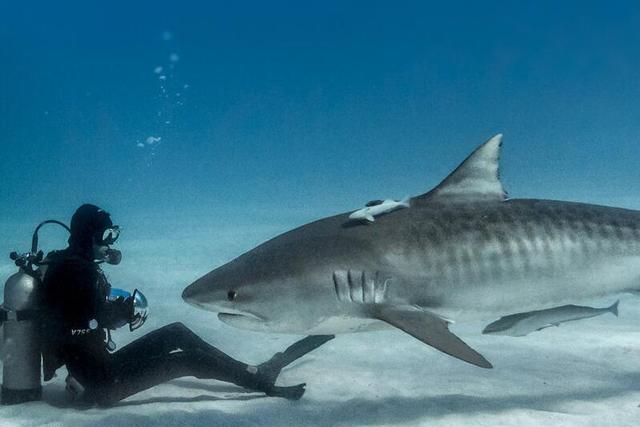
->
[40, 248, 330, 406]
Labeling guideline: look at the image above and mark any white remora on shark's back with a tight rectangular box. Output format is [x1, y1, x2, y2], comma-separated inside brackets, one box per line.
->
[349, 198, 411, 222]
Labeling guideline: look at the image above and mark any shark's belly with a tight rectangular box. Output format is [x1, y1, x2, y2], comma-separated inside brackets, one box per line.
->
[306, 316, 390, 335]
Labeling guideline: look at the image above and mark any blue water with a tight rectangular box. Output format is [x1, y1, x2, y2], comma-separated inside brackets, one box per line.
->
[2, 2, 640, 426]
[2, 0, 640, 224]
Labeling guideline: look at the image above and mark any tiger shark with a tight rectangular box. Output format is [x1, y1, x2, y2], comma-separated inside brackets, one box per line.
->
[183, 134, 640, 369]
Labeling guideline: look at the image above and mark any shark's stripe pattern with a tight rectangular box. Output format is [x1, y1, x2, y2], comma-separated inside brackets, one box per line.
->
[401, 200, 640, 316]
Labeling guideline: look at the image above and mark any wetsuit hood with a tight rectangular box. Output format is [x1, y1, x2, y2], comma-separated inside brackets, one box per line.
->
[68, 204, 113, 257]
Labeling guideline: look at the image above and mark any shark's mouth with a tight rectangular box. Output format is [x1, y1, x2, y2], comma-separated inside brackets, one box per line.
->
[218, 311, 264, 322]
[217, 312, 270, 331]
[218, 311, 262, 319]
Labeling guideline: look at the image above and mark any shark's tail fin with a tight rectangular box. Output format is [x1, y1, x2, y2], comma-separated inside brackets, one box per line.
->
[609, 300, 619, 317]
[399, 196, 411, 208]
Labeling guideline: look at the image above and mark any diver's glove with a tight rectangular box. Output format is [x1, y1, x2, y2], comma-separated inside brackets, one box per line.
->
[100, 293, 133, 330]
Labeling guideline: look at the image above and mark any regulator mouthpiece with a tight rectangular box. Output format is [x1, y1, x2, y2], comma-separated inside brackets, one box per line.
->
[105, 249, 122, 265]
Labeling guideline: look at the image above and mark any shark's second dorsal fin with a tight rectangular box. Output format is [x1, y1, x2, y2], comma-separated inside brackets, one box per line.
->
[414, 134, 507, 204]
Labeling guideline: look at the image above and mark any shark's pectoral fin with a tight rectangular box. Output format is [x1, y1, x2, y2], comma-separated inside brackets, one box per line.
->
[332, 269, 490, 368]
[374, 305, 493, 369]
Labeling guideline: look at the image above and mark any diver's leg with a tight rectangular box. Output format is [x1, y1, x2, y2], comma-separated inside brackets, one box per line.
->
[119, 322, 334, 365]
[90, 351, 212, 406]
[114, 323, 332, 385]
[256, 335, 335, 385]
[94, 323, 331, 404]
[111, 322, 217, 356]
[108, 323, 259, 385]
[65, 327, 266, 406]
[93, 348, 306, 406]
[110, 323, 266, 385]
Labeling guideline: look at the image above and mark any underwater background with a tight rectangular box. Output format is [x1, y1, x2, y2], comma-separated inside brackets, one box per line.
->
[1, 1, 640, 426]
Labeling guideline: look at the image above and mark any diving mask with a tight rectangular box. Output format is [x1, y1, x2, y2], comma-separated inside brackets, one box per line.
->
[97, 226, 120, 246]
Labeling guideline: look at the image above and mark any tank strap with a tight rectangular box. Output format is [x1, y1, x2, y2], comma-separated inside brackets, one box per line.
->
[0, 308, 39, 322]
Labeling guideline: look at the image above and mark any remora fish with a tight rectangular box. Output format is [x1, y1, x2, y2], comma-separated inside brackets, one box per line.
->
[183, 134, 640, 369]
[349, 198, 411, 222]
[482, 300, 619, 337]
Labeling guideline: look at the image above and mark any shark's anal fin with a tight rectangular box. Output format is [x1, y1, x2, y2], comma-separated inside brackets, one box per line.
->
[374, 306, 493, 369]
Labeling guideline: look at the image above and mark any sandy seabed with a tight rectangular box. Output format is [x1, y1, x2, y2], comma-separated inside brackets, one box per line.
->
[0, 216, 639, 427]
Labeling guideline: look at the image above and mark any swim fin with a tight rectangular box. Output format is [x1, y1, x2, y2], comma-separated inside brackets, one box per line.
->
[255, 335, 335, 399]
[273, 335, 335, 368]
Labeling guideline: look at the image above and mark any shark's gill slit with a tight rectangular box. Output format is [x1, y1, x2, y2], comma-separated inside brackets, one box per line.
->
[348, 270, 360, 303]
[333, 269, 390, 304]
[333, 270, 349, 302]
[375, 273, 389, 304]
[363, 271, 375, 303]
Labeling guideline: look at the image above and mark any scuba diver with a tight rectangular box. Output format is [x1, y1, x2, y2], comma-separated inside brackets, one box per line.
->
[39, 204, 333, 407]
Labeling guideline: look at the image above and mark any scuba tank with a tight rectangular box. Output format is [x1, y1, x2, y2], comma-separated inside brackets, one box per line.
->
[1, 260, 42, 404]
[1, 220, 70, 405]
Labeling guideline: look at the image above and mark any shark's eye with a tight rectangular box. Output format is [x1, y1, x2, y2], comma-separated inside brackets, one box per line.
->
[227, 290, 237, 301]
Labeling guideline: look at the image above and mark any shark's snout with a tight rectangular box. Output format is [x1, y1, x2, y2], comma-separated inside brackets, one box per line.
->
[182, 278, 217, 310]
[183, 275, 268, 329]
[181, 283, 196, 302]
[181, 282, 200, 304]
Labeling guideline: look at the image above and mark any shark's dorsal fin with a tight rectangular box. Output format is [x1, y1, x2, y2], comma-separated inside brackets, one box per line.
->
[414, 134, 507, 204]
